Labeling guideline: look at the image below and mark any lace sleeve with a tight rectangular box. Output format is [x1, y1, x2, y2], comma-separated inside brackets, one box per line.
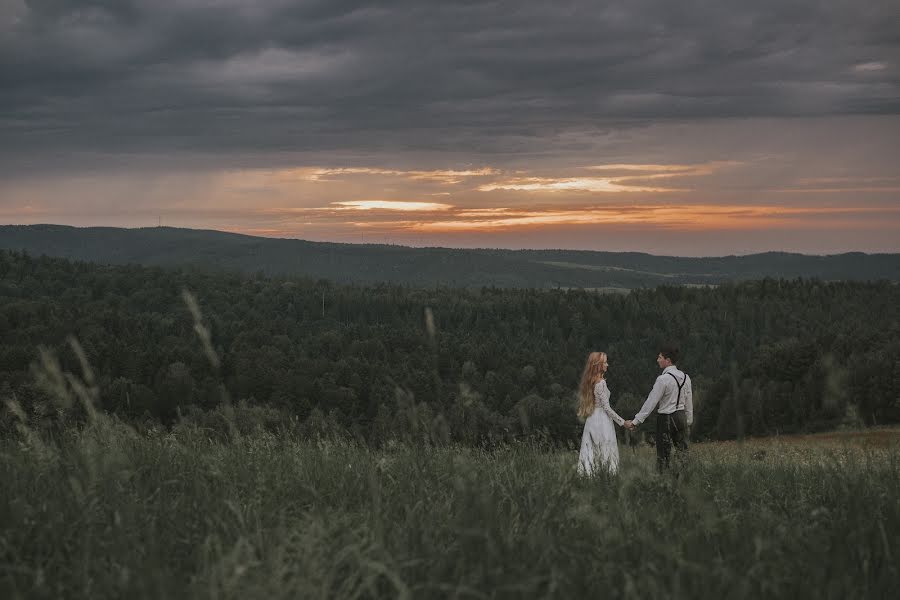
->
[594, 380, 625, 426]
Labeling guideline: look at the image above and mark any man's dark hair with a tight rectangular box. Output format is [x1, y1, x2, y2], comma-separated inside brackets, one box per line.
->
[659, 345, 680, 364]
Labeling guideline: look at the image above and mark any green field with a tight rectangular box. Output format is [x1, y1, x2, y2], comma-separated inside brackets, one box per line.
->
[1, 414, 897, 599]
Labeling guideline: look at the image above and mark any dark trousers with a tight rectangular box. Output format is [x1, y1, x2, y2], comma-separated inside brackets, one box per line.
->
[655, 411, 689, 472]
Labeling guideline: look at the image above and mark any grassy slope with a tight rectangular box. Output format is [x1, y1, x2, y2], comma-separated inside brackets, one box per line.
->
[1, 416, 897, 599]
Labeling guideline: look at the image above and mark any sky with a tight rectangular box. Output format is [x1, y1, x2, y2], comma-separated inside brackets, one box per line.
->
[1, 0, 899, 256]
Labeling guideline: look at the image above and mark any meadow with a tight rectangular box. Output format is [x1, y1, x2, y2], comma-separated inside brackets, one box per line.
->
[1, 412, 897, 600]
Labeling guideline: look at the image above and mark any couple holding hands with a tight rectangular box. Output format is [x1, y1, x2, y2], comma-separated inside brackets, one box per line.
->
[577, 346, 693, 476]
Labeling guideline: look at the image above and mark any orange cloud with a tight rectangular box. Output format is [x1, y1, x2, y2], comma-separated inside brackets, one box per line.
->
[476, 163, 732, 193]
[585, 164, 698, 171]
[477, 177, 678, 193]
[333, 200, 454, 211]
[256, 200, 899, 234]
[186, 162, 900, 239]
[774, 187, 900, 193]
[292, 166, 499, 184]
[344, 205, 900, 233]
[582, 163, 729, 178]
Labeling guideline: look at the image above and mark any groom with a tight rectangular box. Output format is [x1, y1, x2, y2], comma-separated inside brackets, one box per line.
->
[625, 346, 693, 472]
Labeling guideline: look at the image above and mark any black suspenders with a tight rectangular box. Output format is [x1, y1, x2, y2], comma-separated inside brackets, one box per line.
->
[667, 372, 686, 411]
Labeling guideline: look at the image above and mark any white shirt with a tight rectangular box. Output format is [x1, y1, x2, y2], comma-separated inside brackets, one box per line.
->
[633, 366, 693, 426]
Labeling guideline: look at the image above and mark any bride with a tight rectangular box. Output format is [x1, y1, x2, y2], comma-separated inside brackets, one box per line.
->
[576, 351, 626, 476]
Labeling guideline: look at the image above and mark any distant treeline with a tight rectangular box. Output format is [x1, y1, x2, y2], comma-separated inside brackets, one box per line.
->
[1, 250, 898, 444]
[2, 224, 899, 289]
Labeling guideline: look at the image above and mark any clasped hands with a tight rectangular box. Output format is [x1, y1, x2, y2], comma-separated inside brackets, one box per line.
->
[623, 420, 637, 431]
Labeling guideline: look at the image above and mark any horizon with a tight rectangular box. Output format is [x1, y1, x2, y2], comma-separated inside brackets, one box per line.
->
[5, 222, 898, 259]
[2, 2, 898, 255]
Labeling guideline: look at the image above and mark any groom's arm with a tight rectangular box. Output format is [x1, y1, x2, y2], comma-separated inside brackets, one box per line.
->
[684, 376, 694, 426]
[632, 377, 665, 426]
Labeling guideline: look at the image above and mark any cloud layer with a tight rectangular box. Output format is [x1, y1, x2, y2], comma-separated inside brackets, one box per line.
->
[2, 0, 898, 170]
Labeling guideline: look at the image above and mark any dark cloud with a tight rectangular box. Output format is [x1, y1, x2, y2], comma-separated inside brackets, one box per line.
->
[1, 0, 899, 171]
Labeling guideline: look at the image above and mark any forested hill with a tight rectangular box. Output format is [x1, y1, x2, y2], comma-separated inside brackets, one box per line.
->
[1, 250, 898, 444]
[2, 224, 898, 289]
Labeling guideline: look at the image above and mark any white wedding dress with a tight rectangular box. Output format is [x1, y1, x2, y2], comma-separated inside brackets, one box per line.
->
[577, 379, 624, 476]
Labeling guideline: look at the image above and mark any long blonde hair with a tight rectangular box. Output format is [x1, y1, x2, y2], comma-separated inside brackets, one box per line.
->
[577, 351, 607, 419]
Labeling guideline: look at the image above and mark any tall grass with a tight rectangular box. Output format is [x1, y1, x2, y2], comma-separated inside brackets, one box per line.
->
[0, 414, 897, 599]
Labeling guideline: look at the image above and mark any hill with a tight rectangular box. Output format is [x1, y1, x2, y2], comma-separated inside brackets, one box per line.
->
[2, 224, 898, 288]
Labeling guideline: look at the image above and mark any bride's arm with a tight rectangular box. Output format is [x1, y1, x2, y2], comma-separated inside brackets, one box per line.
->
[595, 381, 625, 426]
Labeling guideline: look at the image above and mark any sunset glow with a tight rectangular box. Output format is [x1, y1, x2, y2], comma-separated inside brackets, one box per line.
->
[4, 151, 899, 254]
[342, 205, 900, 233]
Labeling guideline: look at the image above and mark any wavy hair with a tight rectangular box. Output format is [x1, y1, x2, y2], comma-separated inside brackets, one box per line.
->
[577, 351, 607, 420]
